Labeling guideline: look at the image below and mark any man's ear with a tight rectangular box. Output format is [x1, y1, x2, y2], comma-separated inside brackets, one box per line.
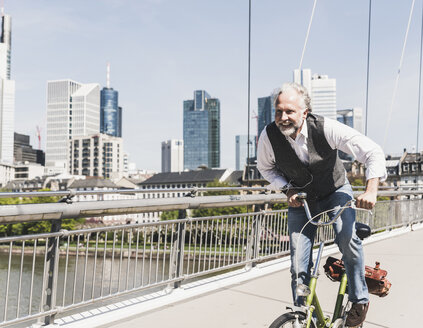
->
[303, 109, 308, 119]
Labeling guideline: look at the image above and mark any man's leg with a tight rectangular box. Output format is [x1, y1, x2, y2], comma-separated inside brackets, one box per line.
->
[324, 184, 370, 326]
[325, 184, 369, 304]
[287, 205, 317, 306]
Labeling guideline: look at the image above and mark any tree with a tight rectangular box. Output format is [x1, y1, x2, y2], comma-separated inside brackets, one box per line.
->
[0, 189, 86, 237]
[192, 180, 247, 217]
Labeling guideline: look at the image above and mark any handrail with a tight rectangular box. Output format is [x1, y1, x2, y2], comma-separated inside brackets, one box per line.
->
[0, 185, 415, 199]
[0, 189, 420, 224]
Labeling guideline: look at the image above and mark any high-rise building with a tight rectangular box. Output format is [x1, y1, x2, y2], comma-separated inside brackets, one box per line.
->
[46, 80, 100, 174]
[0, 11, 14, 163]
[336, 108, 364, 161]
[69, 133, 123, 178]
[14, 132, 45, 165]
[257, 95, 275, 137]
[161, 139, 183, 172]
[100, 63, 122, 137]
[183, 90, 220, 170]
[294, 69, 337, 120]
[337, 108, 364, 134]
[235, 135, 256, 170]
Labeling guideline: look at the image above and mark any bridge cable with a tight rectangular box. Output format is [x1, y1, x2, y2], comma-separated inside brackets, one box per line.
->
[416, 0, 423, 152]
[247, 0, 252, 186]
[365, 0, 372, 136]
[383, 0, 416, 148]
[298, 0, 318, 70]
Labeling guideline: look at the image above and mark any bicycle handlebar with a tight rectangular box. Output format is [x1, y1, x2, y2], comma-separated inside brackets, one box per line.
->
[297, 192, 357, 226]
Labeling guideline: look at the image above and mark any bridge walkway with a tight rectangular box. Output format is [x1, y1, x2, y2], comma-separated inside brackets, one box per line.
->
[61, 226, 422, 328]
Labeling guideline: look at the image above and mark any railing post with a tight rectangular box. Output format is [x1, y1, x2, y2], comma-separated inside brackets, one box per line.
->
[43, 219, 61, 326]
[42, 194, 74, 326]
[174, 209, 186, 288]
[249, 203, 265, 268]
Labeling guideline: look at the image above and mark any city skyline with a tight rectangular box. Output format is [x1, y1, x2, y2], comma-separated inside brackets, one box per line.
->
[8, 1, 423, 171]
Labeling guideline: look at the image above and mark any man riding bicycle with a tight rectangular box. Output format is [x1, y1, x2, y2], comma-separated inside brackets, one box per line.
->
[257, 82, 386, 327]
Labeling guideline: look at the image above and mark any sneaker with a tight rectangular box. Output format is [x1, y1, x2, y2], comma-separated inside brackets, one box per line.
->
[345, 302, 369, 327]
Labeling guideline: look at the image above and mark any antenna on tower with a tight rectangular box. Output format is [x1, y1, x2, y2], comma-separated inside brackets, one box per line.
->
[106, 62, 111, 88]
[1, 0, 4, 16]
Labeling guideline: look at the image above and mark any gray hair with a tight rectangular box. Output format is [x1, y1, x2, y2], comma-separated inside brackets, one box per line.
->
[273, 82, 312, 112]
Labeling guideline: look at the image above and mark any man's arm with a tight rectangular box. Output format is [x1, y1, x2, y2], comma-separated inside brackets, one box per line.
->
[324, 118, 386, 209]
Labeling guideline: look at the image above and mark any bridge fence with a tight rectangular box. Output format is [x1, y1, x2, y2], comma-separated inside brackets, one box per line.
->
[0, 190, 421, 327]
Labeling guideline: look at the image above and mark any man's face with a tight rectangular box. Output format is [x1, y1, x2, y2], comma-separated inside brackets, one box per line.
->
[274, 90, 308, 138]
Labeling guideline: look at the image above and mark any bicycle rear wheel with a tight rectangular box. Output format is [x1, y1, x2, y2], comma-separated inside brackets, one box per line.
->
[269, 312, 316, 328]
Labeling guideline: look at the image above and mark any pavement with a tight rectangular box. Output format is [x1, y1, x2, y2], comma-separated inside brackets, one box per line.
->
[57, 225, 423, 328]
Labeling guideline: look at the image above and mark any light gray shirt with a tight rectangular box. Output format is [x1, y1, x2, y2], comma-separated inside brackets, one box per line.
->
[257, 117, 387, 191]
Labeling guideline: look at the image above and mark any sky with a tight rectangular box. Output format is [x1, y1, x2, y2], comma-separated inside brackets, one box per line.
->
[7, 0, 423, 171]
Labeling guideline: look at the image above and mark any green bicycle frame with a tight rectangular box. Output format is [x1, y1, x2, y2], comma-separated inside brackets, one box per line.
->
[301, 241, 349, 328]
[303, 273, 348, 328]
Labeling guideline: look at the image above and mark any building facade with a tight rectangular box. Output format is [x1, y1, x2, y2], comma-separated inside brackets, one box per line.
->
[337, 108, 364, 134]
[257, 96, 275, 137]
[138, 168, 241, 222]
[14, 162, 44, 180]
[235, 135, 256, 170]
[46, 80, 100, 174]
[69, 133, 123, 179]
[161, 139, 183, 172]
[14, 132, 45, 165]
[183, 90, 220, 170]
[294, 69, 337, 120]
[100, 88, 122, 137]
[0, 12, 14, 163]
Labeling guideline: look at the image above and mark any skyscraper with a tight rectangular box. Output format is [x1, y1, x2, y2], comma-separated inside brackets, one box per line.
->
[46, 80, 100, 174]
[161, 139, 183, 172]
[294, 69, 337, 120]
[100, 63, 122, 137]
[235, 135, 256, 170]
[337, 108, 364, 134]
[183, 90, 220, 170]
[0, 10, 14, 163]
[257, 95, 275, 137]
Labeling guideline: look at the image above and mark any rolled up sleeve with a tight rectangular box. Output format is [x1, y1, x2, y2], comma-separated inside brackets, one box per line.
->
[324, 118, 387, 182]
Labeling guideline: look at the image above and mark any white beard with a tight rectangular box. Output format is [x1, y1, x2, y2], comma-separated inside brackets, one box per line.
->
[278, 124, 295, 137]
[277, 118, 303, 137]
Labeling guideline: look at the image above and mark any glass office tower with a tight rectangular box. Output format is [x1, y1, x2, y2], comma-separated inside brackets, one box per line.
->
[257, 95, 275, 137]
[100, 88, 121, 137]
[183, 90, 220, 170]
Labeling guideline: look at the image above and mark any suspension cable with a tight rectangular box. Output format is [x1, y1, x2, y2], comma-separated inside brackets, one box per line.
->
[383, 0, 416, 148]
[417, 0, 423, 152]
[298, 0, 318, 70]
[246, 0, 252, 186]
[365, 0, 372, 136]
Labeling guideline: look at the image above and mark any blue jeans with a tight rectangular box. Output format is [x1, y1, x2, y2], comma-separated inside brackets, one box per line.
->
[288, 184, 369, 305]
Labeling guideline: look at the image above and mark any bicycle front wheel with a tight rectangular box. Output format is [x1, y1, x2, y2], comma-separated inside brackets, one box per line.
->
[269, 312, 316, 328]
[331, 318, 345, 328]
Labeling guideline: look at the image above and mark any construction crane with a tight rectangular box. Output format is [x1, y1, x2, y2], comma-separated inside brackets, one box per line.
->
[36, 126, 41, 149]
[251, 110, 258, 147]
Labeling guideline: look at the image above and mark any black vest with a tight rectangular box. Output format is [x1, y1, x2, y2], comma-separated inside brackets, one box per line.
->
[266, 114, 346, 200]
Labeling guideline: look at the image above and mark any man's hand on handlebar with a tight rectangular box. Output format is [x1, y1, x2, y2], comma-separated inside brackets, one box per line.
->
[286, 190, 302, 207]
[356, 177, 380, 210]
[356, 190, 377, 210]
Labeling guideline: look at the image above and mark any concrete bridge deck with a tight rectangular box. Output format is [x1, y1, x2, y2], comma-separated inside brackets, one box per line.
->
[57, 225, 422, 328]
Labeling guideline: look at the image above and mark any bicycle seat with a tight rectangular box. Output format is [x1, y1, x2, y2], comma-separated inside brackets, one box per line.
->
[355, 222, 371, 240]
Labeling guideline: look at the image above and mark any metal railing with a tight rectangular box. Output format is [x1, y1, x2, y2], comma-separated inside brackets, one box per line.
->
[0, 190, 422, 327]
